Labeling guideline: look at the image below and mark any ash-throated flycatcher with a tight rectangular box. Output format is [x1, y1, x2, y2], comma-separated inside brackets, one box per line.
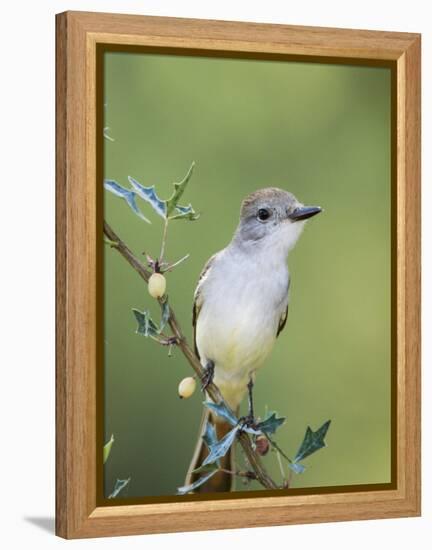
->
[185, 188, 321, 492]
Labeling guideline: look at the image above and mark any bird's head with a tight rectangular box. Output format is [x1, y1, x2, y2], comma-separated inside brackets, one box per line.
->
[234, 187, 322, 254]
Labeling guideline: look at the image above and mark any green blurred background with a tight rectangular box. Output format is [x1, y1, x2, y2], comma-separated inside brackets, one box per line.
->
[103, 51, 391, 498]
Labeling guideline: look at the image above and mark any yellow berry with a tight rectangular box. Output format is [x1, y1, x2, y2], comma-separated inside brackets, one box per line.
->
[148, 273, 166, 298]
[178, 377, 196, 399]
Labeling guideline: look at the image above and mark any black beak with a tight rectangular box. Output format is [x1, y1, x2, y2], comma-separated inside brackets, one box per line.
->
[288, 205, 322, 222]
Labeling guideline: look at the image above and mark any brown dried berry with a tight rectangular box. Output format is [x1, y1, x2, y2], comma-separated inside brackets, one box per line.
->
[255, 435, 270, 456]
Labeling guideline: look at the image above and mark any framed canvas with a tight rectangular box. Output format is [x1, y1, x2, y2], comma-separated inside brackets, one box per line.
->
[55, 11, 421, 539]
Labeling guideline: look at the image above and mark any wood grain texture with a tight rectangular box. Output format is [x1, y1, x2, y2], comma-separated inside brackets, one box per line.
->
[402, 37, 421, 513]
[55, 11, 421, 539]
[55, 11, 68, 538]
[56, 11, 98, 537]
[68, 10, 418, 59]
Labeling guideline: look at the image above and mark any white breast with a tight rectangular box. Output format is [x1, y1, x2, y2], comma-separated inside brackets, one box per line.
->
[195, 247, 289, 410]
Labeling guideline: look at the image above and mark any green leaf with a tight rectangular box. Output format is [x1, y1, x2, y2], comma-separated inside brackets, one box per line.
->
[159, 300, 171, 332]
[196, 418, 222, 470]
[108, 478, 131, 499]
[202, 425, 239, 466]
[256, 412, 286, 435]
[192, 462, 220, 475]
[288, 462, 305, 474]
[104, 180, 151, 223]
[120, 164, 199, 222]
[169, 204, 200, 221]
[128, 176, 167, 219]
[132, 308, 159, 337]
[177, 469, 218, 495]
[165, 162, 195, 216]
[203, 401, 238, 427]
[103, 127, 115, 142]
[294, 420, 331, 463]
[103, 434, 114, 464]
[202, 421, 218, 449]
[193, 418, 246, 473]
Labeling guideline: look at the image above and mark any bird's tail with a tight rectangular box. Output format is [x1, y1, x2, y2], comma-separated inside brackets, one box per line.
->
[184, 407, 236, 493]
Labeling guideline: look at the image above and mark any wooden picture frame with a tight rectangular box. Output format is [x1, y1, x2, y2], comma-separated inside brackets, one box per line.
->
[56, 11, 421, 539]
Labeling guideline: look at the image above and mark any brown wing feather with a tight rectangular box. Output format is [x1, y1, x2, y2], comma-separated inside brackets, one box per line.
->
[276, 305, 289, 337]
[192, 253, 218, 359]
[277, 277, 291, 338]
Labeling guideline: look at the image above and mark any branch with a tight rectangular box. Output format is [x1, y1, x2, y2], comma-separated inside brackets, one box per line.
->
[103, 220, 279, 490]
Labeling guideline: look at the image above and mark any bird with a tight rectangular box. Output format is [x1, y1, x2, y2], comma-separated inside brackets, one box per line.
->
[184, 187, 322, 492]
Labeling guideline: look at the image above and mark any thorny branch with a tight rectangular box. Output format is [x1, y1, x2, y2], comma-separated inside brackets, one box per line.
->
[103, 220, 280, 490]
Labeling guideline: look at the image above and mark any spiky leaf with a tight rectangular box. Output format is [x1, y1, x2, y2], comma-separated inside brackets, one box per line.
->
[202, 420, 218, 449]
[177, 469, 218, 495]
[159, 300, 171, 331]
[103, 127, 115, 142]
[190, 419, 222, 472]
[165, 162, 195, 216]
[256, 412, 286, 435]
[192, 462, 220, 475]
[110, 164, 198, 222]
[294, 420, 331, 463]
[203, 401, 238, 427]
[288, 462, 305, 474]
[202, 425, 239, 466]
[170, 203, 200, 221]
[128, 176, 167, 219]
[104, 180, 150, 223]
[103, 434, 114, 464]
[108, 478, 131, 499]
[132, 308, 159, 337]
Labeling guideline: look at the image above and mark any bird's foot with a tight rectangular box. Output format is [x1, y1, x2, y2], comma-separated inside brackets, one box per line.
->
[239, 377, 257, 430]
[201, 360, 215, 391]
[238, 414, 258, 431]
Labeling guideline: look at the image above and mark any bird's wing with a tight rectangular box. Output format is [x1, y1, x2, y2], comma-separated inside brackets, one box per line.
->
[276, 305, 289, 337]
[276, 277, 291, 337]
[193, 253, 218, 360]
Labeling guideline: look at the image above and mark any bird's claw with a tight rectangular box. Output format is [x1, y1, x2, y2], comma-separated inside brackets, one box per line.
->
[201, 360, 215, 391]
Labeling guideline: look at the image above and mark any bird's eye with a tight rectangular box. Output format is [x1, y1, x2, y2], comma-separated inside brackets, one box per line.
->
[257, 208, 271, 221]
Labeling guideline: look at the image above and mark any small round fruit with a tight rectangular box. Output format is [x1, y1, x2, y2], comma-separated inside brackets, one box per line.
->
[255, 435, 270, 456]
[148, 273, 166, 298]
[178, 377, 196, 399]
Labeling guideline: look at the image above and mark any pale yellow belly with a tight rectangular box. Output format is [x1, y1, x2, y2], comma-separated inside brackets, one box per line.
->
[196, 309, 278, 410]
